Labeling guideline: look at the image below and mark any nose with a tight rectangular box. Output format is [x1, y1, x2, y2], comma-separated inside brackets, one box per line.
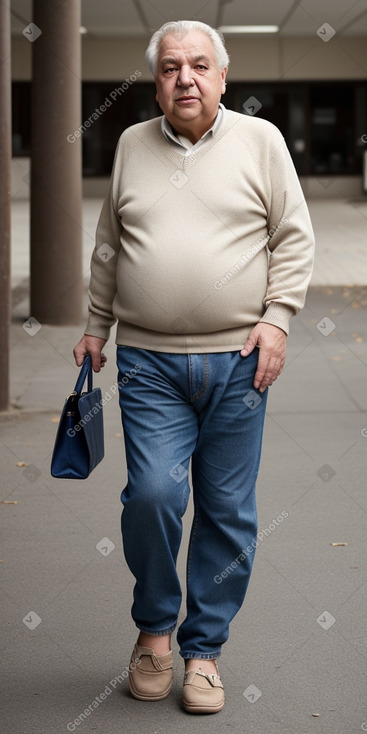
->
[177, 64, 194, 88]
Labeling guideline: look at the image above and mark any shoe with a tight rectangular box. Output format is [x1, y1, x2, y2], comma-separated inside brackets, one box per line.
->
[128, 643, 173, 701]
[182, 663, 225, 714]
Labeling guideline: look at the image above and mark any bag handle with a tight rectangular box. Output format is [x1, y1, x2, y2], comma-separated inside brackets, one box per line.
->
[73, 355, 93, 395]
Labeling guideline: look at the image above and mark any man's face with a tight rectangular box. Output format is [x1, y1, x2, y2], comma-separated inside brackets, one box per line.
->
[155, 29, 227, 142]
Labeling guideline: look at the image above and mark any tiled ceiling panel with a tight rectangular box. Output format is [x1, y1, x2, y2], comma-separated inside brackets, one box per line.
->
[220, 0, 292, 27]
[140, 0, 218, 30]
[281, 0, 367, 35]
[81, 0, 144, 35]
[9, 0, 367, 36]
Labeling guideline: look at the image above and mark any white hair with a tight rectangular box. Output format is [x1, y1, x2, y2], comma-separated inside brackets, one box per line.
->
[145, 20, 230, 78]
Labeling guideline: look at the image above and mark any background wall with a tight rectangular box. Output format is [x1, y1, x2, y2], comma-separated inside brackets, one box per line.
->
[11, 35, 367, 81]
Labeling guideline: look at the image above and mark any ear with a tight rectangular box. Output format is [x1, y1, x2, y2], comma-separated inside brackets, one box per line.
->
[220, 67, 228, 95]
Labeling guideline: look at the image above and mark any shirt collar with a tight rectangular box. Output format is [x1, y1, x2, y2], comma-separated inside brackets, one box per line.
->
[161, 103, 226, 150]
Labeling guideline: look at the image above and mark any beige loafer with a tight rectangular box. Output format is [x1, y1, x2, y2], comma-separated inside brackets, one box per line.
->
[183, 665, 225, 714]
[128, 643, 173, 701]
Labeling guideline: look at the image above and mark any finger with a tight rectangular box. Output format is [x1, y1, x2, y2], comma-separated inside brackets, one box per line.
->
[258, 373, 274, 392]
[254, 351, 280, 391]
[240, 330, 259, 357]
[258, 358, 283, 392]
[90, 352, 103, 373]
[73, 346, 86, 367]
[253, 354, 269, 390]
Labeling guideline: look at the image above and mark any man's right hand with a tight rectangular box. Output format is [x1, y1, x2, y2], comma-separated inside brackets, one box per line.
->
[73, 335, 107, 373]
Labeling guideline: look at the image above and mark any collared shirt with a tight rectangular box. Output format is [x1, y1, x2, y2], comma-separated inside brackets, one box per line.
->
[161, 103, 226, 156]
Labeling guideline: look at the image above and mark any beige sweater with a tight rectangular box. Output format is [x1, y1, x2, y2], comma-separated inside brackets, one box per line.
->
[85, 110, 315, 352]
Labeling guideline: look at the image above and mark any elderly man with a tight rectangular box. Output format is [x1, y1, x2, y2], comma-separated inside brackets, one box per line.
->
[74, 20, 314, 714]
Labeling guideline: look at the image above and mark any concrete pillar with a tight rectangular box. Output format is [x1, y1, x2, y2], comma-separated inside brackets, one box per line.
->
[30, 0, 82, 324]
[0, 0, 11, 410]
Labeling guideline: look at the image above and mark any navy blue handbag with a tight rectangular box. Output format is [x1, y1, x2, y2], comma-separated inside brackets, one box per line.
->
[51, 355, 104, 479]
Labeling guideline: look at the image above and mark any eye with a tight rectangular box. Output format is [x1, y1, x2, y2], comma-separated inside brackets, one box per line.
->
[163, 66, 178, 74]
[195, 65, 207, 71]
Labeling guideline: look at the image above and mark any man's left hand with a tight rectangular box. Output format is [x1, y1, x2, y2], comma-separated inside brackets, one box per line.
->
[240, 323, 287, 393]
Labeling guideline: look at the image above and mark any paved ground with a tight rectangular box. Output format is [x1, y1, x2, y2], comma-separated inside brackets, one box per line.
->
[1, 199, 367, 734]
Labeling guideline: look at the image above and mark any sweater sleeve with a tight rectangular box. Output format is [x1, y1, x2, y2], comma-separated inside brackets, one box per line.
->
[84, 140, 122, 341]
[259, 135, 315, 335]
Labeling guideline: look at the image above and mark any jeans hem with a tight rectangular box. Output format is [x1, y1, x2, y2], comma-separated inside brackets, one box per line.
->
[137, 623, 176, 636]
[179, 651, 221, 660]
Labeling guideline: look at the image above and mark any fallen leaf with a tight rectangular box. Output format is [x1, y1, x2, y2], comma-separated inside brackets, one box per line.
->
[115, 433, 122, 438]
[351, 302, 360, 309]
[0, 560, 4, 563]
[51, 417, 60, 423]
[330, 542, 348, 546]
[312, 713, 320, 717]
[332, 356, 341, 362]
[16, 461, 27, 467]
[2, 500, 19, 504]
[355, 337, 363, 343]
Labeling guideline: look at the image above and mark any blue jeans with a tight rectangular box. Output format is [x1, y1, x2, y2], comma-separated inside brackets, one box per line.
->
[116, 347, 268, 660]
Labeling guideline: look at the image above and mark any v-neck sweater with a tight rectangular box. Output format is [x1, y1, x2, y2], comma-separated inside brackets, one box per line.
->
[85, 110, 315, 352]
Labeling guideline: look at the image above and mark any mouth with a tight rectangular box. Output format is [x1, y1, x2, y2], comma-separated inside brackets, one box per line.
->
[175, 96, 199, 102]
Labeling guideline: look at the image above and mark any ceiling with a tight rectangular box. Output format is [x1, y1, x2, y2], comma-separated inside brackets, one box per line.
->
[10, 0, 367, 36]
